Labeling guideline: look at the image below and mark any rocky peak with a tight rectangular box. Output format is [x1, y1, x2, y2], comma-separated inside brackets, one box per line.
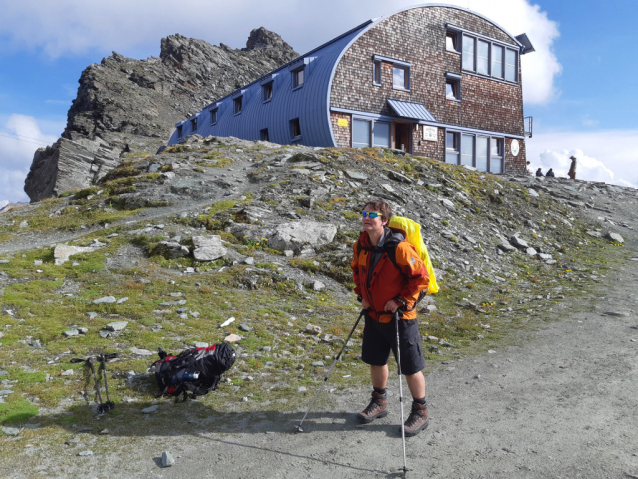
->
[24, 30, 298, 203]
[245, 27, 295, 52]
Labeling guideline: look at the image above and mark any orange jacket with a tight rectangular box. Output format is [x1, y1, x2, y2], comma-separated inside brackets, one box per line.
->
[351, 228, 429, 323]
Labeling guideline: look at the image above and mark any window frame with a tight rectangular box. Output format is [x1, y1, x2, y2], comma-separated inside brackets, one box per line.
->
[490, 137, 504, 173]
[373, 60, 382, 86]
[446, 128, 506, 173]
[290, 118, 301, 141]
[176, 124, 183, 139]
[352, 118, 371, 149]
[445, 131, 460, 164]
[190, 117, 197, 132]
[372, 55, 411, 92]
[392, 65, 410, 91]
[372, 121, 391, 148]
[233, 96, 243, 115]
[446, 30, 460, 53]
[210, 107, 218, 125]
[445, 72, 461, 102]
[352, 118, 392, 148]
[459, 31, 519, 84]
[291, 67, 305, 90]
[262, 81, 273, 103]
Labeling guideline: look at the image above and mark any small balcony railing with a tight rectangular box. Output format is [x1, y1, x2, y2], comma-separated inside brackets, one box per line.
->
[524, 116, 533, 138]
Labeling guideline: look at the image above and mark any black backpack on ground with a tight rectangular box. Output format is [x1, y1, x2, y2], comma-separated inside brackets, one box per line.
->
[150, 343, 236, 401]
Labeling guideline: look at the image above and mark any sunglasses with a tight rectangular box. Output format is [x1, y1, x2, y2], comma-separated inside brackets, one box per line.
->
[362, 211, 383, 218]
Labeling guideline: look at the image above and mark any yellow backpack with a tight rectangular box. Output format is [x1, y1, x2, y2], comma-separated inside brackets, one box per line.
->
[388, 216, 439, 294]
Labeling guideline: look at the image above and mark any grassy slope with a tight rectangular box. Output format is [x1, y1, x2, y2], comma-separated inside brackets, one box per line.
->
[0, 143, 626, 460]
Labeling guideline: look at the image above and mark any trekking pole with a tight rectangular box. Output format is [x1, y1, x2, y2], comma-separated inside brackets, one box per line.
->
[98, 353, 118, 412]
[70, 357, 105, 412]
[295, 309, 366, 433]
[395, 310, 409, 476]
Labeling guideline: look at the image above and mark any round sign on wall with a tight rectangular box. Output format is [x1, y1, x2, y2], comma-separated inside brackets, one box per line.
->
[510, 139, 520, 157]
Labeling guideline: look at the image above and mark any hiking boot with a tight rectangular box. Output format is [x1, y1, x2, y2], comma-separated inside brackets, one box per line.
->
[357, 391, 388, 423]
[401, 401, 429, 436]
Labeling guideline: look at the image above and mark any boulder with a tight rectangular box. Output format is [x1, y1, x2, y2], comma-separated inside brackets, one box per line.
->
[55, 243, 105, 265]
[156, 241, 190, 259]
[509, 235, 529, 249]
[267, 221, 337, 253]
[192, 235, 227, 261]
[605, 232, 624, 243]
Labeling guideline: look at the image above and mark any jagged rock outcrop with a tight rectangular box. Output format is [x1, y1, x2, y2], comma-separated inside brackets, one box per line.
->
[24, 28, 298, 202]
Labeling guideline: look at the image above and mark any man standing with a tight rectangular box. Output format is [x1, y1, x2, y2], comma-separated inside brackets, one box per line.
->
[351, 200, 430, 436]
[568, 156, 577, 180]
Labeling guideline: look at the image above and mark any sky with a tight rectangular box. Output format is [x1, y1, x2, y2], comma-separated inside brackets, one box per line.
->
[1, 0, 637, 209]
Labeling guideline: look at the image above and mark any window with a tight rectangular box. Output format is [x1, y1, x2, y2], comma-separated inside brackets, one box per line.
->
[491, 138, 503, 173]
[292, 67, 305, 89]
[477, 40, 490, 75]
[352, 119, 371, 148]
[190, 118, 197, 132]
[373, 60, 382, 86]
[290, 118, 301, 140]
[260, 128, 269, 142]
[461, 134, 474, 166]
[476, 136, 488, 172]
[460, 32, 518, 83]
[233, 96, 243, 115]
[505, 49, 517, 82]
[176, 125, 183, 139]
[446, 131, 459, 164]
[446, 77, 460, 101]
[210, 108, 218, 125]
[492, 44, 504, 78]
[446, 31, 460, 53]
[352, 119, 390, 148]
[373, 122, 390, 147]
[393, 65, 409, 90]
[462, 35, 475, 71]
[373, 55, 411, 90]
[262, 82, 273, 102]
[447, 129, 505, 173]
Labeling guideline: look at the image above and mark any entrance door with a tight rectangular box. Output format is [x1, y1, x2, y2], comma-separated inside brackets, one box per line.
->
[393, 122, 411, 153]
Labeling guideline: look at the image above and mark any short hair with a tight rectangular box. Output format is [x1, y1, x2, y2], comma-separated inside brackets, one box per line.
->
[363, 200, 392, 223]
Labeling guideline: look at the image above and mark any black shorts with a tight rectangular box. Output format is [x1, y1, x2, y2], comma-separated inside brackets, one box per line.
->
[361, 314, 426, 375]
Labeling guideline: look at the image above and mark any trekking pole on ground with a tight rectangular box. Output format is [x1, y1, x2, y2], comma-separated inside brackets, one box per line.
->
[295, 309, 366, 433]
[395, 310, 409, 475]
[70, 357, 105, 411]
[98, 353, 118, 412]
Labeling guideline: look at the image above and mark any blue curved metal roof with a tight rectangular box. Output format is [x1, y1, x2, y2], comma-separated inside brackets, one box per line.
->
[169, 4, 524, 148]
[168, 21, 371, 147]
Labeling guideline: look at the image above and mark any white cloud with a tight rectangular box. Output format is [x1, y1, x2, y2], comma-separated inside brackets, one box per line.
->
[526, 130, 638, 188]
[0, 114, 60, 204]
[0, 0, 561, 105]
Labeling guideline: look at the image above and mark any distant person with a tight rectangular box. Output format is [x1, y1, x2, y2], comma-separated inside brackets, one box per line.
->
[535, 168, 543, 177]
[526, 161, 532, 175]
[568, 156, 577, 180]
[546, 168, 555, 177]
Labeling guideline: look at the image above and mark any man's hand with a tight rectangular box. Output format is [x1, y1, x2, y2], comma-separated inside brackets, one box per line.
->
[384, 299, 400, 313]
[361, 298, 371, 309]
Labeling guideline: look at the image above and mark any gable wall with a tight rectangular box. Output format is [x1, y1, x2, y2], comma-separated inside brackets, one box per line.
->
[330, 6, 527, 172]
